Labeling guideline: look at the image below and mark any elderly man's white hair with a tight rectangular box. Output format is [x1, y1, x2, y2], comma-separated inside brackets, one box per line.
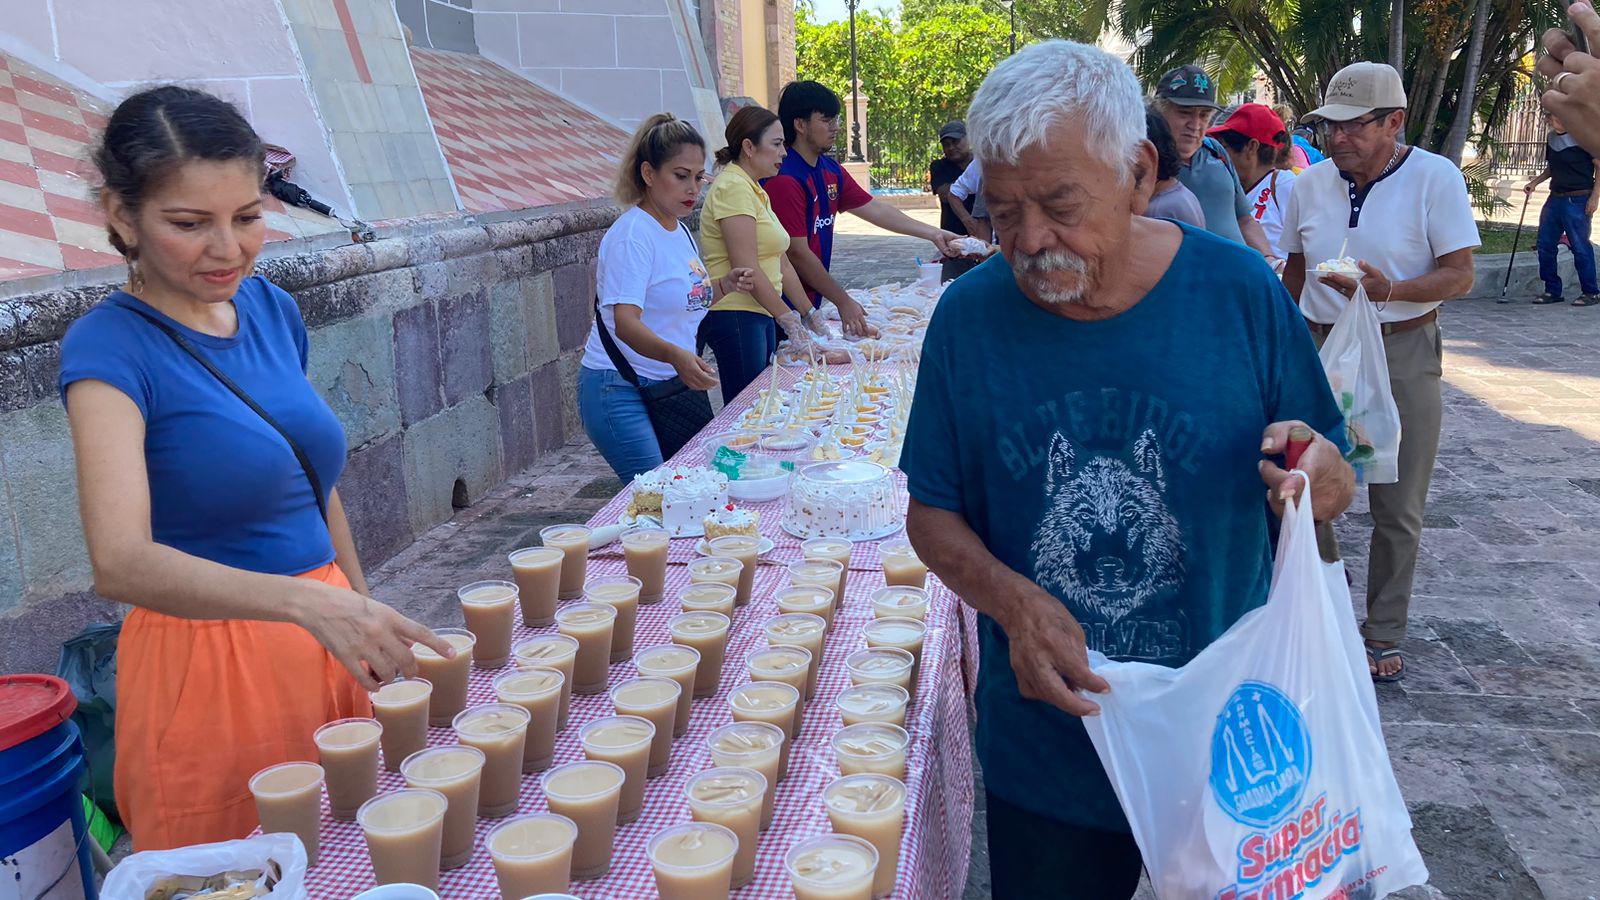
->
[967, 40, 1145, 181]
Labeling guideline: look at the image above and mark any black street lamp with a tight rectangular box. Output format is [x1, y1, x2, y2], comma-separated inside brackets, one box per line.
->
[999, 0, 1016, 55]
[846, 0, 864, 161]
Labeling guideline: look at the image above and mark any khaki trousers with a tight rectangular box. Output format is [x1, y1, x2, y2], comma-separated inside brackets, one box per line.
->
[1313, 320, 1443, 643]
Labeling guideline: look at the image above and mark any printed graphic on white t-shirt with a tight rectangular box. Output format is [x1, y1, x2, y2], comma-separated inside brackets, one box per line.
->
[687, 257, 712, 311]
[1248, 168, 1296, 258]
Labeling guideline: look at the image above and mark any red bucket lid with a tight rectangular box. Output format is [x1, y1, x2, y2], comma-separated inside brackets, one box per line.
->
[0, 675, 77, 753]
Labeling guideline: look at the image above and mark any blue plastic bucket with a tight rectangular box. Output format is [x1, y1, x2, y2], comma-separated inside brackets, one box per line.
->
[0, 674, 98, 900]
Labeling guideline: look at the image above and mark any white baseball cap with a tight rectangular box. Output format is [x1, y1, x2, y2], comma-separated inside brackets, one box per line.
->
[1304, 62, 1407, 123]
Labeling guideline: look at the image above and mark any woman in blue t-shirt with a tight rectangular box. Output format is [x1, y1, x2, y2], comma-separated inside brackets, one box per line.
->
[59, 86, 451, 850]
[578, 113, 754, 481]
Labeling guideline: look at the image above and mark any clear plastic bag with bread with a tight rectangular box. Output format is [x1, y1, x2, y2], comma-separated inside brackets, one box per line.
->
[1317, 284, 1402, 484]
[100, 833, 309, 900]
[1082, 476, 1428, 900]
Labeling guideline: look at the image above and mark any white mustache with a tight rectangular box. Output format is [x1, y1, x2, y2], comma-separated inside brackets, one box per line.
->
[1012, 248, 1089, 276]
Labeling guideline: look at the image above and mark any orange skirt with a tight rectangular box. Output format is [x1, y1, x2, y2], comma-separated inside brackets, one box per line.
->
[115, 562, 372, 851]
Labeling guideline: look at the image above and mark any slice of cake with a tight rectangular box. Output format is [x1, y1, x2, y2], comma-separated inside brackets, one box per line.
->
[625, 469, 669, 519]
[704, 503, 760, 540]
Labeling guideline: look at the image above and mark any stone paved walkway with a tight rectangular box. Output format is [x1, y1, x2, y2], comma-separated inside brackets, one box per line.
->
[367, 216, 1600, 899]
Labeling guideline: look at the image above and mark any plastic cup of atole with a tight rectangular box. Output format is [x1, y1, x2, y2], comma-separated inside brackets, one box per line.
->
[249, 761, 324, 867]
[399, 745, 485, 870]
[679, 582, 737, 618]
[540, 760, 626, 880]
[845, 647, 915, 697]
[863, 615, 927, 683]
[688, 555, 745, 604]
[509, 546, 565, 626]
[494, 666, 564, 773]
[785, 833, 879, 900]
[835, 683, 910, 729]
[668, 611, 731, 698]
[831, 722, 910, 781]
[578, 715, 655, 824]
[412, 628, 475, 726]
[870, 585, 928, 621]
[878, 541, 927, 588]
[621, 528, 670, 604]
[356, 788, 449, 889]
[823, 773, 907, 898]
[451, 703, 531, 818]
[540, 524, 593, 600]
[746, 645, 812, 734]
[800, 537, 853, 603]
[486, 813, 579, 900]
[458, 579, 519, 668]
[776, 585, 837, 630]
[707, 535, 762, 607]
[788, 559, 845, 608]
[705, 721, 784, 828]
[369, 678, 431, 773]
[646, 822, 738, 900]
[728, 680, 800, 781]
[765, 613, 828, 698]
[556, 603, 617, 695]
[609, 676, 682, 777]
[684, 766, 767, 888]
[313, 717, 383, 821]
[513, 634, 579, 727]
[586, 575, 643, 663]
[633, 643, 700, 738]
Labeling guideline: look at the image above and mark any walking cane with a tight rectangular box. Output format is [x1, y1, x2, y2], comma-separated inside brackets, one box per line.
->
[1499, 189, 1533, 304]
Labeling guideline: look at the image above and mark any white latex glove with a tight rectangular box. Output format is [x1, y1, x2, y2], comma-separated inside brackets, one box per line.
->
[777, 310, 819, 352]
[803, 309, 834, 339]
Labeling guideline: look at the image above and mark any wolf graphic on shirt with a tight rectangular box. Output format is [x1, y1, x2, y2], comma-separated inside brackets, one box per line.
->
[1029, 428, 1185, 626]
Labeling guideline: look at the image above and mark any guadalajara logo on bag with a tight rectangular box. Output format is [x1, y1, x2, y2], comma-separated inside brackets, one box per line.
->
[1210, 682, 1369, 900]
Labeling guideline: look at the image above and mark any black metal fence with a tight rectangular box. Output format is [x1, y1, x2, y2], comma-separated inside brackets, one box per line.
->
[1482, 82, 1545, 176]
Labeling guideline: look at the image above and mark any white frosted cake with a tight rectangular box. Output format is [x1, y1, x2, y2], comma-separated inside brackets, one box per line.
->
[703, 503, 760, 540]
[659, 467, 729, 537]
[782, 460, 903, 540]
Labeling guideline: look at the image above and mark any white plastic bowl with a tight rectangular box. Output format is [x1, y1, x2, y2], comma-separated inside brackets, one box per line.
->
[727, 470, 793, 502]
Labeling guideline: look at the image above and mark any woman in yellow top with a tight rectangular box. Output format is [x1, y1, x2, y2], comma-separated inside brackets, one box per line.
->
[698, 105, 828, 404]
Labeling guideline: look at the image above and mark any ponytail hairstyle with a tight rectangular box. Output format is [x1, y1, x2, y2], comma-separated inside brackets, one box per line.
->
[615, 112, 707, 206]
[93, 86, 265, 268]
[714, 106, 780, 167]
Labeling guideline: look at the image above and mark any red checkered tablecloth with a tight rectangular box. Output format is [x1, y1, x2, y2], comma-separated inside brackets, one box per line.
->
[297, 366, 979, 898]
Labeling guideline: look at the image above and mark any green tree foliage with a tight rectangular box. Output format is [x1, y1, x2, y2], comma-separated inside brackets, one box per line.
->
[796, 2, 1009, 186]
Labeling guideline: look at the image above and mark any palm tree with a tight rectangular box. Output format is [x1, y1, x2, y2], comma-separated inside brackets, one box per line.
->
[1440, 0, 1492, 163]
[1389, 0, 1405, 69]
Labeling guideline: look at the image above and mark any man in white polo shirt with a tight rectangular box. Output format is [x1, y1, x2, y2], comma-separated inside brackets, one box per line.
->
[1281, 61, 1480, 683]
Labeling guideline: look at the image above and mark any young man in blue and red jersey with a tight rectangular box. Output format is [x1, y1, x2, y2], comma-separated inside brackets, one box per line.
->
[763, 81, 962, 336]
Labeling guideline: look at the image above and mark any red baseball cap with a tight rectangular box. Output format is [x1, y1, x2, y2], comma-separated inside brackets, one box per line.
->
[1207, 103, 1288, 148]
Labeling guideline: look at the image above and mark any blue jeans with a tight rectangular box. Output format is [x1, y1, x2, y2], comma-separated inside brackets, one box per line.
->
[697, 310, 777, 406]
[1536, 193, 1599, 298]
[578, 365, 664, 483]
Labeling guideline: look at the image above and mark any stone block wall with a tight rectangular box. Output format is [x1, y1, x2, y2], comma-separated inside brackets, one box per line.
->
[0, 200, 617, 676]
[704, 0, 744, 99]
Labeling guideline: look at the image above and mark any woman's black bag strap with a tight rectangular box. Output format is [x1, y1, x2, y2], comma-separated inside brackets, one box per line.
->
[124, 305, 329, 523]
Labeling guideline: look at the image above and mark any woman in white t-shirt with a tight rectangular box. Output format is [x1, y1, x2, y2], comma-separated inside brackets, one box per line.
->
[579, 113, 755, 481]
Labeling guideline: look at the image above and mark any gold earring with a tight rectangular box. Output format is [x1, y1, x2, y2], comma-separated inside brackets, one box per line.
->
[127, 252, 145, 294]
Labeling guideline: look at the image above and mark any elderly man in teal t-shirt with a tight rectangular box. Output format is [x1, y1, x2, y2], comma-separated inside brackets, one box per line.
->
[899, 42, 1356, 900]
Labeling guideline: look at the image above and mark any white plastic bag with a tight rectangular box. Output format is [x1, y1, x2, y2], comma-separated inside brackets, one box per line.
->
[101, 833, 309, 900]
[1318, 285, 1402, 484]
[1082, 480, 1428, 900]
